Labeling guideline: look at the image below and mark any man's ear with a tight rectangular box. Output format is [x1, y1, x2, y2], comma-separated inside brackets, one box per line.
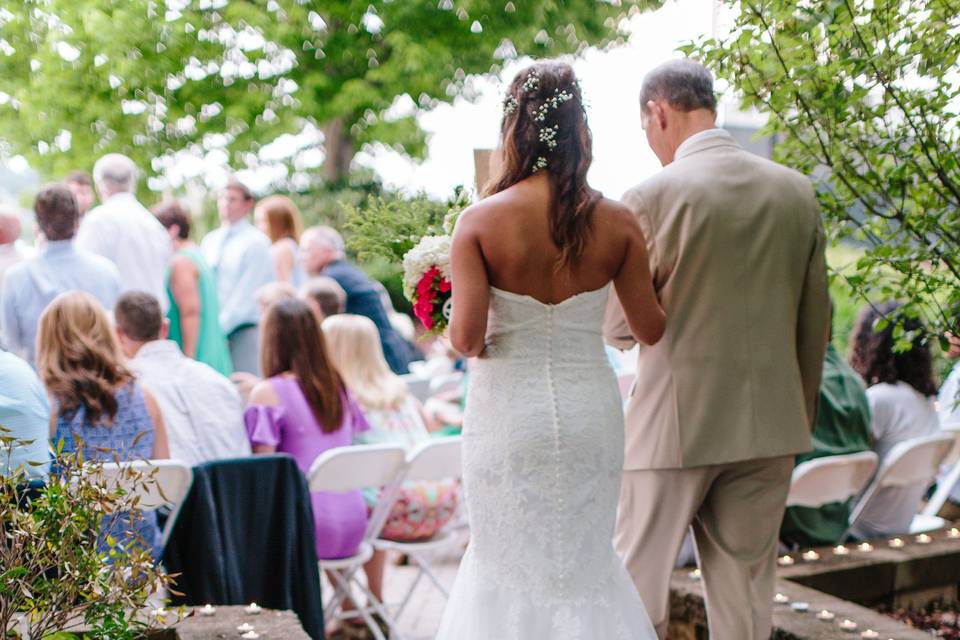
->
[160, 319, 170, 340]
[650, 101, 668, 130]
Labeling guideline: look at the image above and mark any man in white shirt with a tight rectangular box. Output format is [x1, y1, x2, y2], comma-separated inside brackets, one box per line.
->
[114, 291, 251, 466]
[200, 179, 275, 375]
[938, 307, 960, 506]
[77, 154, 170, 310]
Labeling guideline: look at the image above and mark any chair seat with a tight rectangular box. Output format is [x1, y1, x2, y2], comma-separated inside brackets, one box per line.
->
[373, 530, 458, 553]
[910, 513, 947, 534]
[319, 541, 374, 569]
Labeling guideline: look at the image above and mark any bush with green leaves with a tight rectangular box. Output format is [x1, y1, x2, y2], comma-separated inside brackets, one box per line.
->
[0, 429, 175, 640]
[686, 0, 960, 349]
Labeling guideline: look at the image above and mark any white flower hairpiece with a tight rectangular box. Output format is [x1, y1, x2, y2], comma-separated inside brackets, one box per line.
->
[503, 95, 518, 116]
[521, 71, 540, 93]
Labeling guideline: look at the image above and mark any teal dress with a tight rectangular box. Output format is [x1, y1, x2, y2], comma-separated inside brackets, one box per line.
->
[166, 246, 233, 376]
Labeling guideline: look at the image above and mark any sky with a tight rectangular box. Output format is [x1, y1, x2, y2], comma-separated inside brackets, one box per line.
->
[354, 0, 753, 200]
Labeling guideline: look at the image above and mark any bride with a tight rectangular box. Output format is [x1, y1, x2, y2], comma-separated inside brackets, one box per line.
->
[437, 61, 665, 639]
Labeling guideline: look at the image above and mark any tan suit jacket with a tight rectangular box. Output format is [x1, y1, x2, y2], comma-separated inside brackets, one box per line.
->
[606, 130, 830, 470]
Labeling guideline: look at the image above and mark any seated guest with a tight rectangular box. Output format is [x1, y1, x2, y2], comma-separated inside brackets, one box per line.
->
[153, 200, 233, 376]
[300, 226, 413, 374]
[255, 195, 307, 286]
[1, 184, 122, 364]
[299, 276, 346, 322]
[0, 348, 50, 479]
[255, 281, 298, 313]
[114, 291, 251, 466]
[244, 298, 370, 560]
[781, 305, 872, 547]
[323, 314, 458, 611]
[848, 302, 941, 539]
[38, 291, 169, 560]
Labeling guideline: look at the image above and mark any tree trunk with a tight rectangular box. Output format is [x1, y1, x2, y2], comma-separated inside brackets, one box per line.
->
[322, 118, 354, 185]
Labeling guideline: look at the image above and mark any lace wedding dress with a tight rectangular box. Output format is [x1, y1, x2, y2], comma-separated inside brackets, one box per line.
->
[435, 284, 657, 640]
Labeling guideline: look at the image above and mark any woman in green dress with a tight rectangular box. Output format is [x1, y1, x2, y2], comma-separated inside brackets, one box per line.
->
[152, 200, 233, 376]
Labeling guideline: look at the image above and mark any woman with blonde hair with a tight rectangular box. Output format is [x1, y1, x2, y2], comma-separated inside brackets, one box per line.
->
[323, 313, 458, 620]
[255, 195, 307, 286]
[38, 291, 169, 560]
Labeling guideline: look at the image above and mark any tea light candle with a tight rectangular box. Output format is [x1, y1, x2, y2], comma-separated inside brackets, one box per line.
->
[887, 537, 905, 548]
[237, 623, 255, 633]
[839, 618, 858, 632]
[777, 555, 795, 566]
[915, 533, 932, 544]
[688, 568, 702, 581]
[241, 633, 260, 640]
[245, 602, 262, 615]
[801, 550, 820, 561]
[859, 630, 879, 639]
[948, 527, 960, 538]
[816, 609, 836, 621]
[199, 604, 216, 617]
[790, 601, 809, 613]
[773, 593, 790, 604]
[833, 545, 850, 555]
[857, 542, 874, 552]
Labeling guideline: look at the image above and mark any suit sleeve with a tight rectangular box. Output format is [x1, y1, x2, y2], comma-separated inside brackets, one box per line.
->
[603, 187, 658, 350]
[796, 190, 831, 431]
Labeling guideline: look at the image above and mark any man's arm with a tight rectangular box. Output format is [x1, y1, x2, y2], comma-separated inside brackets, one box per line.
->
[1, 271, 23, 356]
[796, 190, 831, 430]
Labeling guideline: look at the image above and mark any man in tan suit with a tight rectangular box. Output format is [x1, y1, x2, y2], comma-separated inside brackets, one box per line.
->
[606, 60, 830, 639]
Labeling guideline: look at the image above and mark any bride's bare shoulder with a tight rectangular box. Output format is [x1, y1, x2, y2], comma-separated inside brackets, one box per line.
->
[455, 189, 520, 231]
[592, 197, 638, 229]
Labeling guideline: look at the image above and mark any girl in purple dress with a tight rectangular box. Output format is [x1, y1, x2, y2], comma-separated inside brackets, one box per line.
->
[244, 298, 370, 560]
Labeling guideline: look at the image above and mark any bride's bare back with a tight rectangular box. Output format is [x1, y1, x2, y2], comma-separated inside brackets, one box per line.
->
[449, 172, 664, 356]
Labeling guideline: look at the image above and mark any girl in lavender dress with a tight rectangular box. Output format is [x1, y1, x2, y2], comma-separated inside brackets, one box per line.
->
[244, 298, 371, 560]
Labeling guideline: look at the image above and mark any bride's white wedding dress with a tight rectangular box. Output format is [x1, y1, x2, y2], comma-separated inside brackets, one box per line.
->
[436, 284, 657, 639]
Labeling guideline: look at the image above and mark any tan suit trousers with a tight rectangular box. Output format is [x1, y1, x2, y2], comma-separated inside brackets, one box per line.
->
[615, 456, 793, 640]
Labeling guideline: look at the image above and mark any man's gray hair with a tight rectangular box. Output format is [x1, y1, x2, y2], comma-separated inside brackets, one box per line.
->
[92, 153, 138, 193]
[304, 225, 345, 254]
[640, 59, 716, 113]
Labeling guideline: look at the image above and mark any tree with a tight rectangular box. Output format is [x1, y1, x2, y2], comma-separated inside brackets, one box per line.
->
[0, 0, 662, 188]
[686, 0, 960, 343]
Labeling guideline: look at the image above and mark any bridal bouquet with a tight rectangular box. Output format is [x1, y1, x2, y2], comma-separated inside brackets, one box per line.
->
[403, 234, 452, 334]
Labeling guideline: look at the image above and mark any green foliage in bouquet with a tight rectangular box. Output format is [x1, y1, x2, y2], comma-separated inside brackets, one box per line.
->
[0, 428, 177, 639]
[685, 0, 960, 349]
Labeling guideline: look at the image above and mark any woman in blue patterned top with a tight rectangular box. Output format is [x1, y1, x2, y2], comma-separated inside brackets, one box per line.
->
[38, 291, 169, 561]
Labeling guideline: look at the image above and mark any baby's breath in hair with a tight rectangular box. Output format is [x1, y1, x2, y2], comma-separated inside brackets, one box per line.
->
[502, 95, 518, 116]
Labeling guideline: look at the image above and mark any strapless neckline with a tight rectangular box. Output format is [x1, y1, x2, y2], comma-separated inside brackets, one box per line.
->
[488, 283, 610, 308]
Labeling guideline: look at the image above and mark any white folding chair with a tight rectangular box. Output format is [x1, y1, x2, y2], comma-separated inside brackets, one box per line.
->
[400, 374, 432, 404]
[428, 372, 464, 398]
[921, 423, 960, 518]
[308, 444, 407, 640]
[95, 459, 193, 548]
[374, 437, 463, 624]
[786, 451, 879, 509]
[845, 433, 954, 539]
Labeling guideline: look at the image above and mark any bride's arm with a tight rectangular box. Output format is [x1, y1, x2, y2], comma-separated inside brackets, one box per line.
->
[612, 208, 665, 346]
[449, 209, 490, 357]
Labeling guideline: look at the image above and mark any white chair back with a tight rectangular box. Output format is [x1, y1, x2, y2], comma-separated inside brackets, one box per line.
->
[95, 459, 193, 547]
[939, 423, 960, 466]
[429, 372, 464, 397]
[307, 443, 407, 493]
[95, 459, 193, 510]
[872, 433, 954, 488]
[921, 425, 960, 517]
[847, 433, 954, 536]
[402, 437, 462, 483]
[400, 375, 432, 403]
[786, 451, 878, 508]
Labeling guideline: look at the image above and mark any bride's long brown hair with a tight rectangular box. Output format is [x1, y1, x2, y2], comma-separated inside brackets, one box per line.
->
[484, 60, 600, 267]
